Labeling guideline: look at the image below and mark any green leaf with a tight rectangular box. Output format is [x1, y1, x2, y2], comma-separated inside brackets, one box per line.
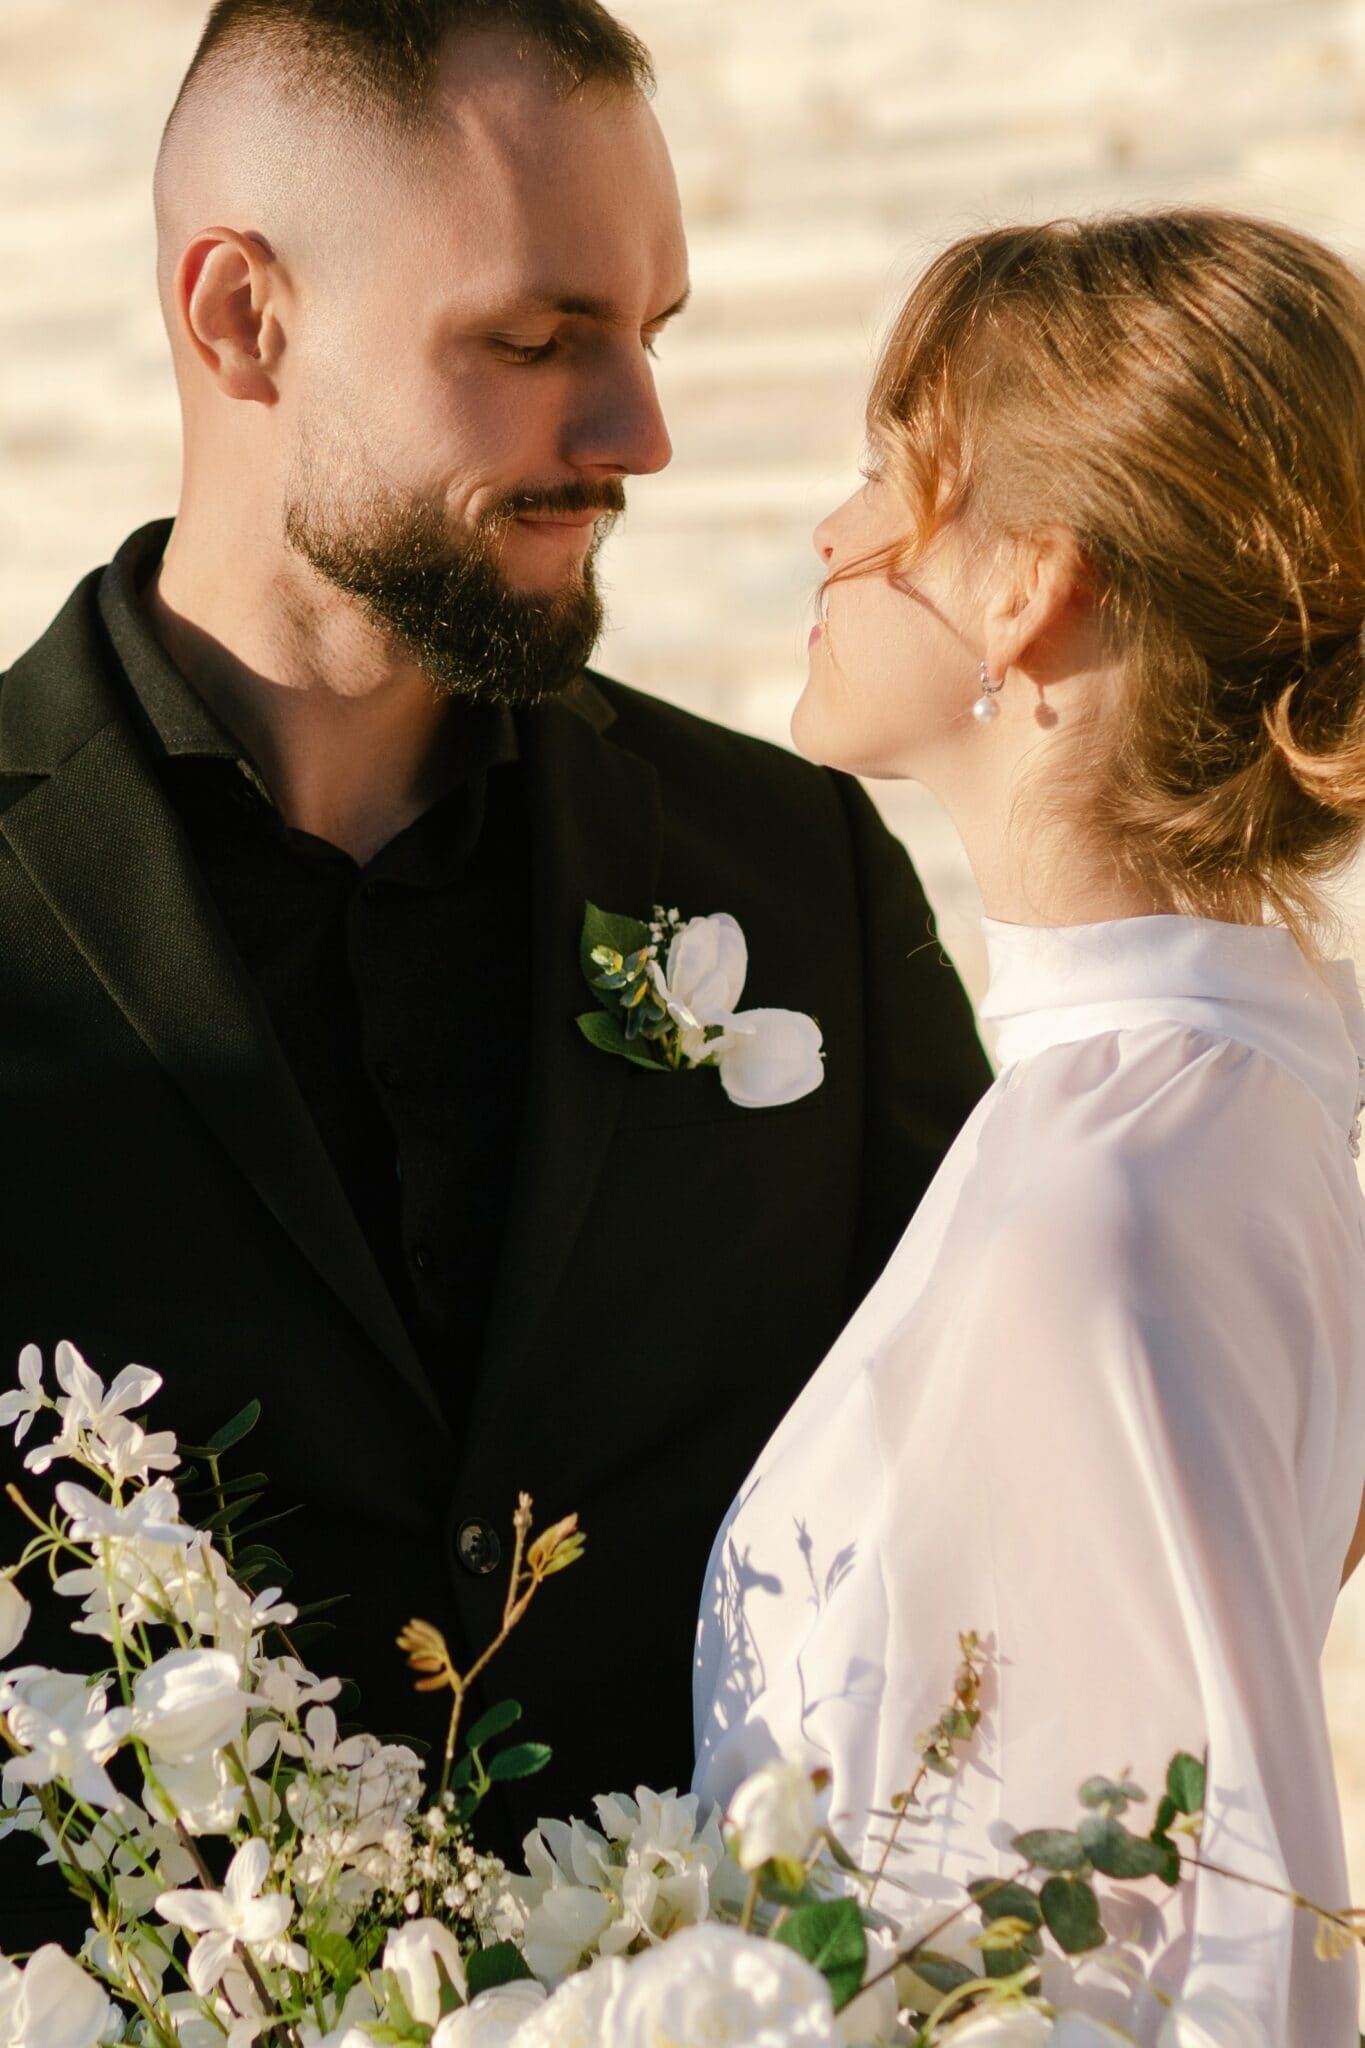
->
[772, 1898, 866, 2014]
[1078, 1814, 1171, 1879]
[466, 1700, 522, 1752]
[1148, 1834, 1181, 1887]
[1010, 1827, 1091, 1874]
[433, 1955, 463, 2019]
[1153, 1793, 1180, 1836]
[208, 1399, 262, 1454]
[1078, 1775, 1124, 1809]
[206, 1490, 266, 1529]
[1166, 1752, 1206, 1816]
[466, 1944, 534, 1998]
[486, 1742, 553, 1782]
[1040, 1875, 1106, 1955]
[967, 1877, 1043, 1929]
[901, 1952, 975, 1995]
[576, 1010, 664, 1071]
[313, 1933, 359, 1991]
[983, 1939, 1040, 1976]
[580, 902, 651, 1006]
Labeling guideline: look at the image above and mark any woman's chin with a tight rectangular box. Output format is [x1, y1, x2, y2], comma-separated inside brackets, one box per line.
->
[791, 692, 911, 780]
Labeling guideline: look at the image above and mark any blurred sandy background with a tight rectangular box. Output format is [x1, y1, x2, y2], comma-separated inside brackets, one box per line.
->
[6, 0, 1365, 1988]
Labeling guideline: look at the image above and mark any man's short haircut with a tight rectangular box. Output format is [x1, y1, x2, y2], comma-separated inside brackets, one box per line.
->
[167, 0, 655, 141]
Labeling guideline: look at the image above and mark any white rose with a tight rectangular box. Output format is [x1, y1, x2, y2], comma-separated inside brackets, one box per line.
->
[382, 1920, 469, 2027]
[604, 1923, 838, 2048]
[1156, 1990, 1270, 2048]
[431, 1982, 548, 2048]
[726, 1758, 822, 1873]
[131, 1648, 252, 1765]
[6, 1946, 113, 2048]
[939, 2009, 1053, 2046]
[521, 1886, 615, 1984]
[511, 1958, 628, 2048]
[0, 1577, 30, 1662]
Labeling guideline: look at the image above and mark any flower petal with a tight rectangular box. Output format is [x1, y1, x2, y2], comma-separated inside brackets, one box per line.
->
[715, 1009, 825, 1109]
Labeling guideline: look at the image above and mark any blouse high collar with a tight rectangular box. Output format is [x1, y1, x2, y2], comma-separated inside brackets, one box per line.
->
[979, 913, 1365, 1142]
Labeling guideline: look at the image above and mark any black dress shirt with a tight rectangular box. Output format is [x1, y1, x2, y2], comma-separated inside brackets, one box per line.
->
[96, 525, 531, 1418]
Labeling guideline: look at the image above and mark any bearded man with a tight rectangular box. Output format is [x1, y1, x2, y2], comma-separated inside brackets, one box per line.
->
[0, 0, 987, 1943]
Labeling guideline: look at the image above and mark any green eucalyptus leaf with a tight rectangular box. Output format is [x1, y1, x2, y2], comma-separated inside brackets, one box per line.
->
[466, 1700, 522, 1752]
[772, 1898, 866, 2014]
[1010, 1827, 1091, 1874]
[433, 1956, 463, 2019]
[487, 1742, 554, 1782]
[208, 1399, 262, 1454]
[967, 1877, 1043, 1929]
[1148, 1834, 1181, 1887]
[901, 1951, 976, 1997]
[1040, 1875, 1106, 1955]
[466, 1945, 534, 1998]
[1078, 1814, 1171, 1879]
[1166, 1752, 1206, 1816]
[577, 1010, 664, 1071]
[1077, 1776, 1123, 1809]
[1153, 1793, 1180, 1836]
[581, 902, 651, 1007]
[983, 1937, 1040, 1977]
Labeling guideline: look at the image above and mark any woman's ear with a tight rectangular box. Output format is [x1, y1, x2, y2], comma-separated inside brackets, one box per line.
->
[982, 531, 1094, 690]
[176, 227, 284, 405]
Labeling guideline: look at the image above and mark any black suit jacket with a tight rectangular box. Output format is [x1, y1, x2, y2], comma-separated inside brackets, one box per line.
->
[0, 564, 989, 1943]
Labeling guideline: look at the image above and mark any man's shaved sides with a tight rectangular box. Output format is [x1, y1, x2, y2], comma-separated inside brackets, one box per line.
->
[153, 0, 654, 335]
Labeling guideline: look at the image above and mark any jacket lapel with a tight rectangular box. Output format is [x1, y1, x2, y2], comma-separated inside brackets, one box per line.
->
[0, 577, 443, 1427]
[474, 683, 661, 1424]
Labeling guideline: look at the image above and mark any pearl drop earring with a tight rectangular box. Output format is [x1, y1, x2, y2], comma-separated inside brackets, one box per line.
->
[973, 662, 1004, 724]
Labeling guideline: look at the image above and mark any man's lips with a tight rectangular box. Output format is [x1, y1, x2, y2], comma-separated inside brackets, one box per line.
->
[512, 510, 607, 532]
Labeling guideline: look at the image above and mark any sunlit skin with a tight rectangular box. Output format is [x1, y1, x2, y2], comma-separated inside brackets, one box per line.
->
[793, 467, 1172, 926]
[146, 32, 689, 860]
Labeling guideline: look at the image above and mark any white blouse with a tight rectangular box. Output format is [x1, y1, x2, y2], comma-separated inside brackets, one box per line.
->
[693, 915, 1365, 2044]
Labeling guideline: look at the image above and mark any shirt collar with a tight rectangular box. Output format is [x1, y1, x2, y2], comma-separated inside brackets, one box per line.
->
[95, 518, 522, 790]
[979, 912, 1365, 1139]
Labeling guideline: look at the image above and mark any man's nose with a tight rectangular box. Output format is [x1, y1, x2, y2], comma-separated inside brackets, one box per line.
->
[571, 349, 673, 478]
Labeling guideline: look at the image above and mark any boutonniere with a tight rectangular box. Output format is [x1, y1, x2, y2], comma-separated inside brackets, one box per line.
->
[576, 902, 825, 1109]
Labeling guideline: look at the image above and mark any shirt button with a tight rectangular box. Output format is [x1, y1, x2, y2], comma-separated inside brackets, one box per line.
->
[456, 1518, 502, 1576]
[412, 1243, 431, 1273]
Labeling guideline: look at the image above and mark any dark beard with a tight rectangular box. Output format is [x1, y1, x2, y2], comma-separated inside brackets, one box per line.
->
[283, 477, 622, 709]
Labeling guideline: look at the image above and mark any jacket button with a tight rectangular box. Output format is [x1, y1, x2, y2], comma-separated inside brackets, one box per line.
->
[456, 1517, 502, 1576]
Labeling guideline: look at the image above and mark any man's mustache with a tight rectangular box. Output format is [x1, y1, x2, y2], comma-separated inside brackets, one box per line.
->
[488, 479, 628, 521]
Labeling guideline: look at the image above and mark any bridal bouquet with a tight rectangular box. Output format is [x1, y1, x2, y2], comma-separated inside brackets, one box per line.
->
[0, 1347, 1356, 2048]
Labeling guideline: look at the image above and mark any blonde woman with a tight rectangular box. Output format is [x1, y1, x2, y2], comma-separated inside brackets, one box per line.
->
[693, 213, 1365, 2042]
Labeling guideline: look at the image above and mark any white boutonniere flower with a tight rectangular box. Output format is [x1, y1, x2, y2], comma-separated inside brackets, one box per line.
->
[576, 903, 824, 1109]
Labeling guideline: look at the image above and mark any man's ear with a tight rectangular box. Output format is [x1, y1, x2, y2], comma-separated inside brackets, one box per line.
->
[982, 530, 1093, 689]
[176, 227, 283, 404]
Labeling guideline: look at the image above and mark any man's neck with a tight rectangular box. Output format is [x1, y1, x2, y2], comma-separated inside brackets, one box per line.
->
[144, 546, 466, 864]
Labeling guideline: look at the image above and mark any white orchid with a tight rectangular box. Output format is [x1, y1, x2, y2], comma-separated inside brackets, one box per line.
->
[54, 1476, 194, 1551]
[23, 1343, 163, 1476]
[0, 1346, 48, 1445]
[381, 1919, 469, 2025]
[512, 1788, 726, 1983]
[0, 1945, 114, 2048]
[251, 1655, 342, 1717]
[130, 1647, 253, 1765]
[725, 1757, 824, 1874]
[430, 1981, 548, 2047]
[0, 1576, 31, 1662]
[156, 1836, 305, 1995]
[601, 1921, 838, 2047]
[3, 1670, 131, 1811]
[654, 913, 825, 1108]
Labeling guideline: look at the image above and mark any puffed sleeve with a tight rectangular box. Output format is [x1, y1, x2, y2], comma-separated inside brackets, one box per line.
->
[866, 1028, 1365, 2043]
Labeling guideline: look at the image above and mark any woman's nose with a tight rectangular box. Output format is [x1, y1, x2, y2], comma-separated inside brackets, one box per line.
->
[812, 514, 837, 564]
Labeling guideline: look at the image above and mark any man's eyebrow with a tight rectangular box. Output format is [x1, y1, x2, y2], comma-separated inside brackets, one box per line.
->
[518, 285, 692, 324]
